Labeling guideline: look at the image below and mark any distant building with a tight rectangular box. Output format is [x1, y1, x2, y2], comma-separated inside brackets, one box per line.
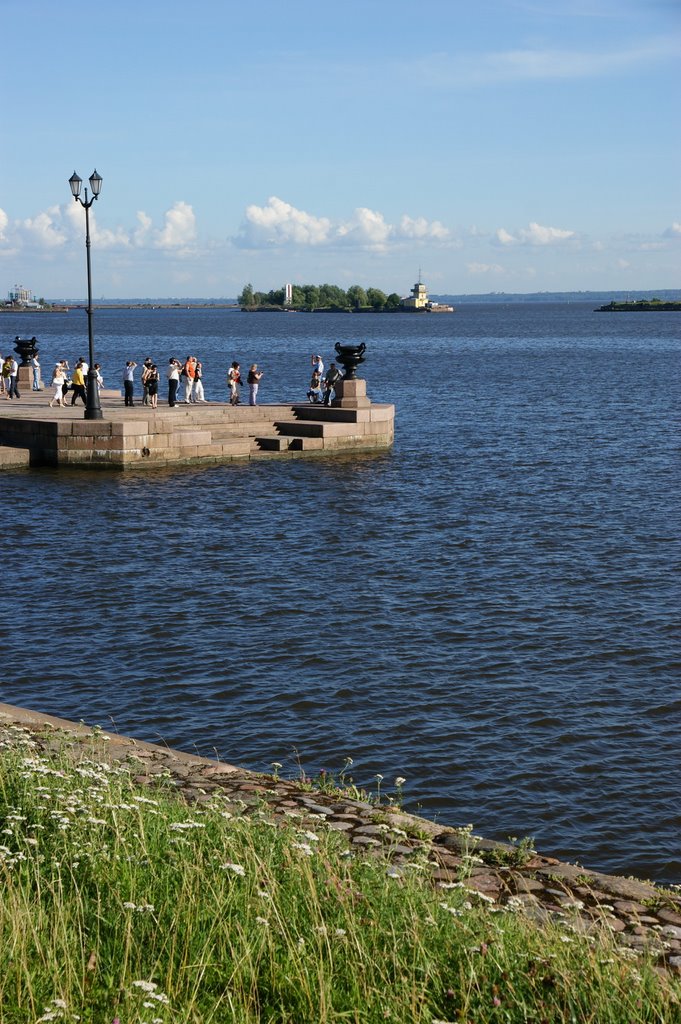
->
[6, 284, 41, 308]
[284, 283, 293, 306]
[400, 275, 454, 312]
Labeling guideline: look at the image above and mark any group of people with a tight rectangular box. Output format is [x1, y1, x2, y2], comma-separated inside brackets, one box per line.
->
[49, 358, 103, 408]
[307, 353, 342, 406]
[4, 349, 344, 410]
[1, 353, 21, 399]
[227, 362, 264, 406]
[120, 355, 207, 408]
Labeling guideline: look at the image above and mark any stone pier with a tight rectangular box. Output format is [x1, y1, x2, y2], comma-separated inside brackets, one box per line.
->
[0, 388, 395, 470]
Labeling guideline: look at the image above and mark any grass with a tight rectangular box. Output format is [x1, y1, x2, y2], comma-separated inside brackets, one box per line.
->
[0, 726, 679, 1023]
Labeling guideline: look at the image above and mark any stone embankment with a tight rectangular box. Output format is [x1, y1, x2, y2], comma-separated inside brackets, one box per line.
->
[0, 384, 394, 470]
[1, 702, 680, 976]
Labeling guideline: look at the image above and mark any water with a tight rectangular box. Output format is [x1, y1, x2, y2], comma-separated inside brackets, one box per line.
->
[1, 303, 679, 882]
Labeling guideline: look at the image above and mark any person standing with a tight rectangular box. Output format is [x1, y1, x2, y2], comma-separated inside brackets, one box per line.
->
[7, 355, 20, 399]
[323, 363, 341, 406]
[70, 360, 87, 406]
[123, 361, 137, 407]
[193, 360, 205, 402]
[228, 362, 242, 405]
[31, 351, 41, 391]
[1, 356, 11, 398]
[312, 353, 324, 378]
[141, 357, 153, 405]
[247, 364, 263, 406]
[182, 355, 196, 403]
[146, 363, 160, 409]
[167, 358, 181, 407]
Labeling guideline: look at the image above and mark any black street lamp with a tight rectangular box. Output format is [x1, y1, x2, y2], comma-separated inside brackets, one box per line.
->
[69, 169, 103, 420]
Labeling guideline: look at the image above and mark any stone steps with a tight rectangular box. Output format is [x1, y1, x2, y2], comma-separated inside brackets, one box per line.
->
[0, 445, 30, 470]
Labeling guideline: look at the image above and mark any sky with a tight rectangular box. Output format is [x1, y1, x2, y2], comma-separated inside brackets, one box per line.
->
[0, 0, 679, 299]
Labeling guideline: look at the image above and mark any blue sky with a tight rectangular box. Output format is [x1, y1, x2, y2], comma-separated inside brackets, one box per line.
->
[1, 0, 679, 298]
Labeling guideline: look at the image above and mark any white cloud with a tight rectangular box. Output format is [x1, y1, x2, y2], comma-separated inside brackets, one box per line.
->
[236, 196, 451, 251]
[20, 206, 67, 249]
[495, 221, 576, 246]
[397, 215, 449, 241]
[133, 211, 153, 247]
[467, 262, 505, 274]
[0, 200, 199, 260]
[154, 201, 197, 251]
[238, 196, 331, 247]
[410, 37, 681, 89]
[336, 207, 391, 247]
[663, 222, 681, 238]
[495, 228, 516, 245]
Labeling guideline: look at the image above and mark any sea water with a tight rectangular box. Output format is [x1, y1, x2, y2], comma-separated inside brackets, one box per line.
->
[1, 302, 678, 881]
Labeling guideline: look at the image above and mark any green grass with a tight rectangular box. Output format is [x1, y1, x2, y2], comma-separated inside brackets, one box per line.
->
[0, 727, 679, 1023]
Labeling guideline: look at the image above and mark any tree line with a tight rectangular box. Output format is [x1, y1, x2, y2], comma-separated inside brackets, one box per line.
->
[238, 283, 403, 311]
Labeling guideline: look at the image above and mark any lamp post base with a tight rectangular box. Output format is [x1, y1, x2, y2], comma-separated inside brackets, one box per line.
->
[84, 369, 103, 420]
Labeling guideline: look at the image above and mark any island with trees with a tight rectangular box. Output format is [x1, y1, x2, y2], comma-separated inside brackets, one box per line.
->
[595, 298, 681, 312]
[238, 283, 405, 312]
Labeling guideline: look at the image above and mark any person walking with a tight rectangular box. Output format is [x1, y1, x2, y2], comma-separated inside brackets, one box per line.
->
[49, 363, 68, 408]
[123, 361, 137, 407]
[70, 360, 88, 406]
[247, 364, 263, 406]
[167, 358, 181, 407]
[59, 360, 71, 404]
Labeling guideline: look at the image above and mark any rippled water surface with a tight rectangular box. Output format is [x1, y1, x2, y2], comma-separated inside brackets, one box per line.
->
[1, 303, 679, 881]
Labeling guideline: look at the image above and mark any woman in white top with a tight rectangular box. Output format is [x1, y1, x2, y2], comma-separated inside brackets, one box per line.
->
[49, 364, 67, 407]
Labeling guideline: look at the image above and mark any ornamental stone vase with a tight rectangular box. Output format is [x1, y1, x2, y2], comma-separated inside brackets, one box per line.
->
[334, 341, 366, 380]
[13, 336, 39, 366]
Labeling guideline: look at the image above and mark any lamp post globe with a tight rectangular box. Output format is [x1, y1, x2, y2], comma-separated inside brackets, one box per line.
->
[69, 169, 103, 420]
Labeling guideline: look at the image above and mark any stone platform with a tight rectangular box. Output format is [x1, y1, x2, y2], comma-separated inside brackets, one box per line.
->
[0, 381, 394, 470]
[1, 701, 680, 976]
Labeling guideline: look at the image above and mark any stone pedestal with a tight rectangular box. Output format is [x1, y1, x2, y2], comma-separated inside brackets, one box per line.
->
[332, 377, 370, 409]
[17, 365, 42, 392]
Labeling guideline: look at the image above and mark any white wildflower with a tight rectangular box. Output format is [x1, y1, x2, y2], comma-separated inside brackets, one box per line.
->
[291, 842, 314, 856]
[221, 862, 246, 876]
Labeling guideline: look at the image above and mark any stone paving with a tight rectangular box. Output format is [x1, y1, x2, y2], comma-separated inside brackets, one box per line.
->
[1, 702, 680, 976]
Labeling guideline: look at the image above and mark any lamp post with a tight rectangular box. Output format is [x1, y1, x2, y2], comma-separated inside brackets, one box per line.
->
[69, 169, 103, 420]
